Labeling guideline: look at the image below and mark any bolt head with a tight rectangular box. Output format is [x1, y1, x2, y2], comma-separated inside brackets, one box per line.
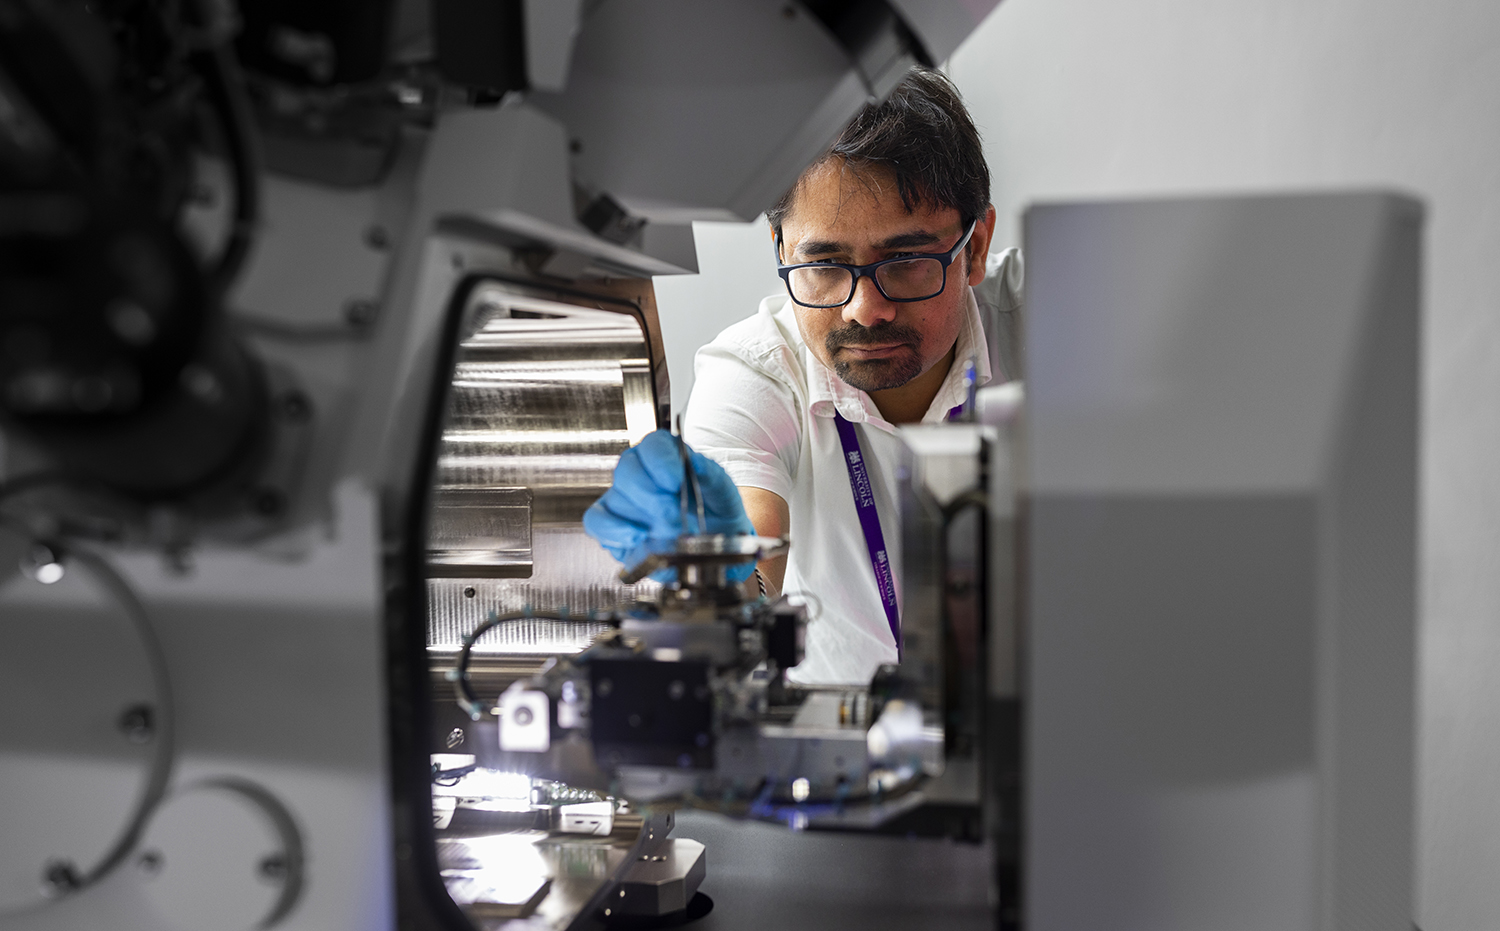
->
[117, 704, 155, 743]
[42, 860, 80, 895]
[258, 855, 288, 882]
[279, 391, 312, 422]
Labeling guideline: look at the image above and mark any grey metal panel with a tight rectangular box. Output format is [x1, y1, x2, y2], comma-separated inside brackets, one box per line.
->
[1025, 193, 1420, 495]
[673, 809, 993, 931]
[888, 0, 1003, 63]
[426, 282, 662, 650]
[529, 0, 867, 223]
[1023, 192, 1419, 931]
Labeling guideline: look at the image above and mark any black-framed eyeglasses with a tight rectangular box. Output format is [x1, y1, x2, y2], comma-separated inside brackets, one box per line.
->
[775, 219, 977, 309]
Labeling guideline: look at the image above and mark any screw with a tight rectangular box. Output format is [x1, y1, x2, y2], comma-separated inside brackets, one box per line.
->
[463, 586, 476, 598]
[446, 727, 465, 749]
[118, 704, 155, 744]
[513, 706, 534, 727]
[279, 391, 312, 423]
[618, 889, 625, 898]
[344, 299, 377, 327]
[258, 854, 288, 882]
[42, 860, 80, 895]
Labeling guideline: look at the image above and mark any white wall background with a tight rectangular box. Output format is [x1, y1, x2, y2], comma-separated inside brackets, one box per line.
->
[652, 220, 782, 416]
[654, 2, 1500, 927]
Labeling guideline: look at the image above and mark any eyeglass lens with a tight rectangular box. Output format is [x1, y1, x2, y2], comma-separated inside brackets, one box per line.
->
[787, 257, 947, 307]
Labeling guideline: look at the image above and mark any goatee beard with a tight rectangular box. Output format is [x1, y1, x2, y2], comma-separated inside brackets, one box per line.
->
[825, 320, 923, 392]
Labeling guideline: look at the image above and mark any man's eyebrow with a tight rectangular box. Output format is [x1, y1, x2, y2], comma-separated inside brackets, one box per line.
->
[792, 229, 948, 259]
[874, 229, 943, 250]
[794, 238, 845, 258]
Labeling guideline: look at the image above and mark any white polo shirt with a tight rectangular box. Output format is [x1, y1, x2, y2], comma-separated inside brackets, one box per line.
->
[682, 280, 998, 685]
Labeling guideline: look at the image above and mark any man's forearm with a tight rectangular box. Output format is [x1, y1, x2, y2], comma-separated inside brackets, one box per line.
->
[739, 486, 789, 596]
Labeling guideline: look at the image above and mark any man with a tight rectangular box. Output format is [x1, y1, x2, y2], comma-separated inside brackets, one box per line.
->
[585, 69, 1016, 684]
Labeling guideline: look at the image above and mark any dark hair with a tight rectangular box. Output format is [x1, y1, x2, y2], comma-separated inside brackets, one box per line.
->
[766, 68, 989, 233]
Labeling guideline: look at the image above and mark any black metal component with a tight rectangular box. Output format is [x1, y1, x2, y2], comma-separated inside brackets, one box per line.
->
[390, 273, 498, 931]
[767, 604, 805, 672]
[431, 0, 527, 95]
[798, 0, 933, 81]
[578, 192, 646, 247]
[990, 698, 1023, 931]
[236, 0, 396, 87]
[590, 660, 714, 770]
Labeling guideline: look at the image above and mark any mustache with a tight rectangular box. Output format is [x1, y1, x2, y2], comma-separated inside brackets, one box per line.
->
[824, 320, 922, 354]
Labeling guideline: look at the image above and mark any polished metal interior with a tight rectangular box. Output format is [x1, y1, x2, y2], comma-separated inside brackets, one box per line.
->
[427, 279, 663, 653]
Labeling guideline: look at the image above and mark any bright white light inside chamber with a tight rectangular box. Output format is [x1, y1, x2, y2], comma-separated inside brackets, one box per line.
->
[463, 769, 532, 800]
[32, 562, 63, 584]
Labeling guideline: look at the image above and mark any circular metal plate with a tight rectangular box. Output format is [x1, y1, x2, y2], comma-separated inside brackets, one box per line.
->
[136, 781, 302, 931]
[0, 531, 171, 914]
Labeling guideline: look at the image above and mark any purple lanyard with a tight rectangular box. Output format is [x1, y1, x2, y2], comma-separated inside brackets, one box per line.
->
[832, 400, 967, 660]
[832, 412, 902, 658]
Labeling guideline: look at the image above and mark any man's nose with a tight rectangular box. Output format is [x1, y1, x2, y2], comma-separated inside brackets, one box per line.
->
[842, 275, 897, 328]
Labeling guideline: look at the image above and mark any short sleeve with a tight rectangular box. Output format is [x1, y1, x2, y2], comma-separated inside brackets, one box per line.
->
[975, 247, 1024, 383]
[682, 338, 802, 506]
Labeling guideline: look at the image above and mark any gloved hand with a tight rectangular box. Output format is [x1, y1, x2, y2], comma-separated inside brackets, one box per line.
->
[584, 429, 757, 583]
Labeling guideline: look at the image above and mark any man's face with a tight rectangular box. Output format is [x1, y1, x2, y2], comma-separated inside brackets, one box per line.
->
[776, 160, 991, 393]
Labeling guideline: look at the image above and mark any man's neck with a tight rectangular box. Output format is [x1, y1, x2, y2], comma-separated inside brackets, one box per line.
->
[868, 343, 957, 424]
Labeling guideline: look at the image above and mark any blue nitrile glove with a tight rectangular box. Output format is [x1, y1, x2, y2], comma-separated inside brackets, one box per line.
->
[584, 429, 757, 583]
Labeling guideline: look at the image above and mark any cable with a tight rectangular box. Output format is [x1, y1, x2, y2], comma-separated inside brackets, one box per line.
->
[431, 762, 479, 787]
[450, 611, 568, 721]
[188, 0, 261, 297]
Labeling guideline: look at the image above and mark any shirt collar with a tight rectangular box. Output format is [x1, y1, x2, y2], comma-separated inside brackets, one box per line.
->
[789, 287, 992, 432]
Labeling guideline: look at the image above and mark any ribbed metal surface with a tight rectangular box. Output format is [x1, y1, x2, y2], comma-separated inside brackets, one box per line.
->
[426, 281, 662, 652]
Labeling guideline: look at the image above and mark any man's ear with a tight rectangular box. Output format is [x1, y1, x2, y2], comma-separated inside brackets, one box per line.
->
[966, 204, 999, 285]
